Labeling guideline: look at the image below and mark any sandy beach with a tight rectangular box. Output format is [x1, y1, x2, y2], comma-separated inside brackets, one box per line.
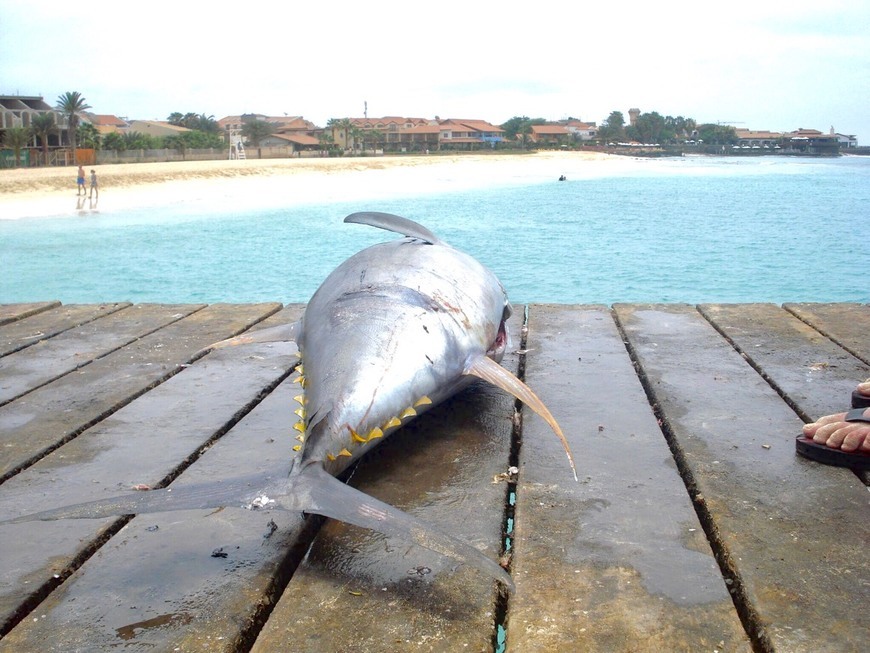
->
[0, 151, 616, 220]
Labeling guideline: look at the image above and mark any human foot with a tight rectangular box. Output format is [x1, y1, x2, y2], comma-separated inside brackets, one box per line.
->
[796, 380, 870, 469]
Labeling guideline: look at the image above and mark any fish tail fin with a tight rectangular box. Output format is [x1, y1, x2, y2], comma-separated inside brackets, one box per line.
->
[1, 472, 288, 524]
[466, 356, 578, 481]
[291, 462, 514, 592]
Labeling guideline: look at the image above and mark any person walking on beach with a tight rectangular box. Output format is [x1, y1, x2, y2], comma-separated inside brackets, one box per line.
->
[89, 169, 98, 199]
[77, 166, 86, 195]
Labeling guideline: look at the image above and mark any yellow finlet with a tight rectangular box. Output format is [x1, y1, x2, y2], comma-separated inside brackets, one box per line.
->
[326, 453, 336, 461]
[337, 448, 352, 457]
[367, 427, 384, 440]
[293, 394, 305, 405]
[294, 407, 305, 419]
[400, 407, 417, 419]
[295, 434, 305, 442]
[414, 396, 432, 407]
[293, 422, 305, 433]
[292, 444, 302, 452]
[350, 428, 368, 443]
[384, 416, 402, 430]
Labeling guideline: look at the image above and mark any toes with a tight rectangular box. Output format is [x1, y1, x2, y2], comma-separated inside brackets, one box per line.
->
[840, 425, 870, 453]
[803, 412, 848, 436]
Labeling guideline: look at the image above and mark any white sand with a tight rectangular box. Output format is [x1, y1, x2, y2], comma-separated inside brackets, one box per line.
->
[0, 151, 623, 220]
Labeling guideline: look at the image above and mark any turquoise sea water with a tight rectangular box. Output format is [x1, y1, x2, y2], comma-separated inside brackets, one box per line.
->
[2, 155, 868, 305]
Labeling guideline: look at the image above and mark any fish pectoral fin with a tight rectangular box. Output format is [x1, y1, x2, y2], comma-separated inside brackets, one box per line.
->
[465, 356, 578, 482]
[1, 471, 292, 524]
[344, 212, 441, 245]
[205, 321, 302, 351]
[294, 463, 514, 593]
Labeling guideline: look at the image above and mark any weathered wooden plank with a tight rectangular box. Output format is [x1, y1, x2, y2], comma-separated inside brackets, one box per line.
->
[784, 302, 870, 364]
[250, 324, 521, 652]
[0, 310, 302, 640]
[0, 303, 200, 406]
[614, 304, 869, 653]
[0, 303, 281, 480]
[699, 303, 870, 421]
[0, 303, 131, 357]
[509, 305, 749, 652]
[0, 302, 60, 327]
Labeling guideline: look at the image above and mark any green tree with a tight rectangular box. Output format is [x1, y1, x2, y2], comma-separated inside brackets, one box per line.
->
[597, 111, 625, 143]
[30, 112, 57, 165]
[56, 91, 91, 163]
[165, 130, 223, 152]
[627, 111, 667, 144]
[318, 130, 336, 155]
[103, 131, 126, 152]
[2, 126, 31, 167]
[329, 118, 354, 151]
[168, 112, 220, 133]
[122, 131, 162, 150]
[500, 116, 547, 146]
[77, 122, 101, 150]
[667, 116, 697, 140]
[697, 123, 738, 146]
[194, 114, 220, 133]
[241, 119, 274, 158]
[349, 125, 365, 153]
[361, 128, 383, 154]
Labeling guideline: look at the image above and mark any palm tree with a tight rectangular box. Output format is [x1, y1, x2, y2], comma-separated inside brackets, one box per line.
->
[241, 119, 274, 159]
[318, 131, 336, 156]
[30, 112, 57, 165]
[77, 123, 101, 150]
[349, 126, 364, 154]
[56, 91, 91, 164]
[2, 127, 31, 167]
[195, 113, 220, 133]
[337, 118, 354, 151]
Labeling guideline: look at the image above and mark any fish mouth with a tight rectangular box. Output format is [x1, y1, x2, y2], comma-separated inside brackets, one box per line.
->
[487, 304, 512, 362]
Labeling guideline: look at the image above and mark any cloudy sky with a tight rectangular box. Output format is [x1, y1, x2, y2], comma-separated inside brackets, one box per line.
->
[2, 0, 868, 140]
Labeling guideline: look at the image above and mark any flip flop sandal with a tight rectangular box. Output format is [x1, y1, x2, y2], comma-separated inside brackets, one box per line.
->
[796, 406, 870, 470]
[851, 389, 870, 409]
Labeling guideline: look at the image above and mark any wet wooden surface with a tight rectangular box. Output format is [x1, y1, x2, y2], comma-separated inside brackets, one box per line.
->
[0, 302, 867, 653]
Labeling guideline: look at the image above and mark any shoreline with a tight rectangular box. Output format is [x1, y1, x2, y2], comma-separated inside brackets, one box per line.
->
[0, 151, 613, 221]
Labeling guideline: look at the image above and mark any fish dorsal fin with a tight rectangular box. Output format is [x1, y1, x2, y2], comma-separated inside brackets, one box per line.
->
[465, 356, 578, 481]
[344, 212, 442, 244]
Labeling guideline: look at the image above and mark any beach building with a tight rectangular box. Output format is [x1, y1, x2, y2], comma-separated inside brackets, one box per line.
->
[437, 119, 505, 150]
[561, 119, 598, 141]
[87, 114, 130, 137]
[218, 114, 322, 156]
[528, 124, 572, 146]
[126, 120, 192, 138]
[785, 128, 840, 155]
[328, 117, 432, 152]
[734, 129, 784, 148]
[0, 94, 74, 165]
[326, 117, 505, 152]
[834, 133, 858, 148]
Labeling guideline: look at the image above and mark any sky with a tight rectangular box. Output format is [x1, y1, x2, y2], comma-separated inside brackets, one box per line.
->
[2, 0, 868, 141]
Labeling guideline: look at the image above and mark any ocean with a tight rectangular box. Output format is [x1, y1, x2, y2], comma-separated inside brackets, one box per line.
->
[2, 155, 868, 305]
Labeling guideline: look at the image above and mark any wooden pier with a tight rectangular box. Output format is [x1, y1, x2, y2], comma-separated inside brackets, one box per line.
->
[0, 301, 867, 652]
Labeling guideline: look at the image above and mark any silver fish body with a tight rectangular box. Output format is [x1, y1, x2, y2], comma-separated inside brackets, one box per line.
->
[298, 224, 510, 476]
[2, 212, 576, 593]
